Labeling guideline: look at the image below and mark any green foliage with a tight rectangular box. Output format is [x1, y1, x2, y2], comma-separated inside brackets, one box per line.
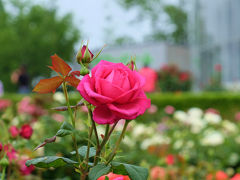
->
[70, 146, 96, 158]
[88, 164, 111, 180]
[0, 0, 80, 92]
[112, 162, 149, 180]
[56, 121, 74, 137]
[26, 156, 78, 168]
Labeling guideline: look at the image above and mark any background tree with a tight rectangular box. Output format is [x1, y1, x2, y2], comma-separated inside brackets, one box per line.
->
[117, 0, 188, 45]
[0, 0, 80, 92]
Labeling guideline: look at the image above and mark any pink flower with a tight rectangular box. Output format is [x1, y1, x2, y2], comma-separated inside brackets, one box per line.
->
[18, 158, 35, 175]
[206, 108, 219, 114]
[77, 60, 151, 124]
[9, 126, 19, 138]
[179, 72, 190, 82]
[150, 166, 166, 180]
[166, 154, 175, 165]
[20, 124, 33, 139]
[138, 67, 158, 92]
[4, 144, 17, 162]
[0, 99, 11, 110]
[231, 174, 240, 180]
[206, 171, 228, 180]
[214, 64, 222, 72]
[97, 172, 130, 180]
[235, 112, 240, 121]
[164, 105, 175, 115]
[0, 142, 2, 152]
[18, 97, 44, 117]
[147, 104, 158, 114]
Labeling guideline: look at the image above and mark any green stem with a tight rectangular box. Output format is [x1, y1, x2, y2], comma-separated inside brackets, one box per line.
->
[1, 166, 6, 180]
[62, 82, 81, 168]
[87, 106, 100, 148]
[93, 122, 118, 166]
[106, 121, 129, 165]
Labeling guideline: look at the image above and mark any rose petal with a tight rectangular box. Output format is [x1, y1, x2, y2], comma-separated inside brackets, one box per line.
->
[93, 105, 119, 124]
[77, 75, 112, 106]
[96, 78, 124, 99]
[108, 97, 151, 120]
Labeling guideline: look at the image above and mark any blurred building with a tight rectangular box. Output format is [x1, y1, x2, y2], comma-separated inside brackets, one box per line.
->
[99, 42, 190, 71]
[189, 0, 240, 89]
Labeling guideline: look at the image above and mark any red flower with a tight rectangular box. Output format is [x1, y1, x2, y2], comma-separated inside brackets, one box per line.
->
[138, 67, 158, 92]
[214, 64, 222, 72]
[18, 158, 35, 175]
[0, 142, 2, 152]
[20, 124, 33, 139]
[206, 108, 220, 115]
[9, 126, 19, 138]
[97, 172, 130, 180]
[206, 171, 228, 180]
[179, 72, 190, 82]
[4, 144, 17, 162]
[231, 174, 240, 180]
[166, 154, 175, 165]
[0, 99, 11, 110]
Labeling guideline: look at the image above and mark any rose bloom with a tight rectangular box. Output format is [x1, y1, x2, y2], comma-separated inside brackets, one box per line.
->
[165, 105, 175, 115]
[166, 154, 175, 165]
[0, 99, 11, 110]
[138, 67, 158, 92]
[214, 64, 222, 72]
[179, 72, 190, 82]
[9, 126, 19, 138]
[206, 171, 228, 180]
[235, 112, 240, 121]
[20, 124, 33, 139]
[231, 174, 240, 180]
[0, 142, 2, 152]
[77, 60, 151, 124]
[4, 144, 17, 161]
[98, 172, 130, 180]
[150, 166, 166, 180]
[18, 158, 35, 175]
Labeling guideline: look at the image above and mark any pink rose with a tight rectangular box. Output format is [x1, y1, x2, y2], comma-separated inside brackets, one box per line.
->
[18, 158, 35, 175]
[0, 99, 11, 110]
[231, 174, 240, 180]
[20, 124, 33, 139]
[4, 144, 17, 162]
[9, 126, 19, 138]
[0, 142, 2, 152]
[150, 166, 166, 180]
[76, 45, 94, 64]
[166, 154, 175, 165]
[164, 105, 175, 115]
[77, 60, 151, 124]
[97, 172, 130, 180]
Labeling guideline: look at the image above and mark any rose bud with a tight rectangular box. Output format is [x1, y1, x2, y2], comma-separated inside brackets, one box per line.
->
[9, 126, 19, 138]
[76, 44, 94, 65]
[20, 124, 33, 139]
[97, 172, 130, 180]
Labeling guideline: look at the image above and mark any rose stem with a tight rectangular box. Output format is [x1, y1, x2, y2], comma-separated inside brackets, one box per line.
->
[1, 166, 6, 180]
[87, 106, 100, 148]
[62, 82, 81, 170]
[105, 120, 129, 165]
[93, 122, 118, 166]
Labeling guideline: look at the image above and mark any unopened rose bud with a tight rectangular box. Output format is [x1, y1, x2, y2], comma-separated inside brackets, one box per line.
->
[0, 157, 9, 166]
[76, 45, 94, 65]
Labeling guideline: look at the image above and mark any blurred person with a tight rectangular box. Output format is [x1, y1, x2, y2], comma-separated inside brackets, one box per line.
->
[11, 65, 30, 94]
[139, 64, 158, 92]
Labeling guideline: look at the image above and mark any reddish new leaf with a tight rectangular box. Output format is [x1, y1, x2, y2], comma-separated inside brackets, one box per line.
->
[70, 71, 81, 77]
[65, 76, 80, 88]
[33, 76, 63, 94]
[51, 54, 72, 76]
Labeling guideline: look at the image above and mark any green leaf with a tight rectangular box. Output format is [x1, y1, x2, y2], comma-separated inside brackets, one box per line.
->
[26, 156, 78, 168]
[112, 162, 148, 180]
[70, 146, 96, 158]
[56, 121, 74, 137]
[89, 164, 111, 180]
